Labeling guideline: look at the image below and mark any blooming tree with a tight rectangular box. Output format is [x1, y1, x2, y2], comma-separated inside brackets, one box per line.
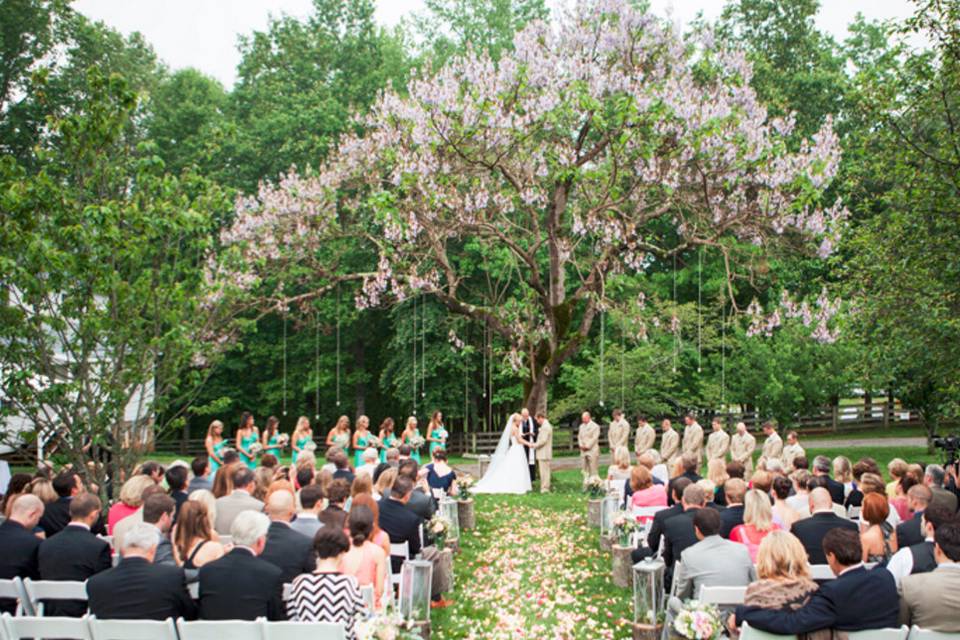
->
[221, 0, 844, 413]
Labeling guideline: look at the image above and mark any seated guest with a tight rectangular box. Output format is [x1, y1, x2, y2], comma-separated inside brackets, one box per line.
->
[734, 528, 899, 634]
[172, 501, 225, 569]
[332, 451, 356, 485]
[374, 468, 398, 501]
[187, 490, 218, 531]
[39, 470, 92, 537]
[730, 489, 780, 561]
[351, 474, 374, 499]
[720, 478, 746, 538]
[214, 466, 264, 535]
[707, 459, 730, 507]
[629, 465, 667, 515]
[198, 511, 285, 620]
[0, 495, 44, 613]
[899, 521, 960, 632]
[212, 461, 240, 498]
[355, 448, 381, 480]
[425, 448, 457, 499]
[896, 484, 932, 548]
[606, 446, 633, 485]
[890, 475, 921, 523]
[886, 504, 953, 587]
[295, 466, 316, 491]
[832, 456, 854, 498]
[1, 474, 33, 520]
[667, 454, 702, 506]
[187, 456, 214, 493]
[287, 529, 367, 639]
[674, 507, 755, 601]
[142, 493, 177, 565]
[166, 465, 190, 520]
[785, 469, 812, 514]
[113, 484, 166, 550]
[340, 505, 387, 609]
[290, 485, 324, 539]
[378, 475, 424, 574]
[771, 476, 801, 530]
[621, 453, 664, 505]
[789, 487, 857, 565]
[886, 458, 908, 500]
[924, 464, 958, 513]
[749, 469, 774, 497]
[860, 492, 898, 563]
[139, 461, 165, 484]
[397, 460, 437, 521]
[397, 444, 412, 462]
[697, 480, 724, 511]
[632, 477, 691, 563]
[38, 492, 111, 616]
[86, 523, 196, 620]
[662, 484, 708, 587]
[812, 455, 845, 505]
[320, 479, 351, 530]
[351, 493, 391, 557]
[107, 475, 154, 534]
[844, 458, 879, 509]
[259, 490, 316, 583]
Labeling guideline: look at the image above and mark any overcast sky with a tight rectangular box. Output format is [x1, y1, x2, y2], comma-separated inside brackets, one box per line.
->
[73, 0, 917, 88]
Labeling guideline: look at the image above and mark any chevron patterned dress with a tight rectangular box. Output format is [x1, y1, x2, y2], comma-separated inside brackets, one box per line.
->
[286, 571, 366, 640]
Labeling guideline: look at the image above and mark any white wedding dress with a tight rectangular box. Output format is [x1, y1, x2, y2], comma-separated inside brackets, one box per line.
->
[473, 416, 532, 495]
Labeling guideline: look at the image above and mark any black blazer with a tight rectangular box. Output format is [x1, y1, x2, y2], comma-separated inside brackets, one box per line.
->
[406, 488, 436, 522]
[38, 497, 72, 537]
[645, 504, 684, 553]
[896, 511, 924, 548]
[661, 509, 701, 573]
[0, 520, 41, 613]
[667, 472, 702, 506]
[198, 548, 285, 621]
[86, 557, 196, 620]
[825, 477, 845, 505]
[332, 469, 355, 485]
[259, 522, 316, 583]
[736, 566, 899, 634]
[38, 524, 111, 616]
[378, 498, 423, 574]
[789, 512, 859, 565]
[720, 505, 744, 539]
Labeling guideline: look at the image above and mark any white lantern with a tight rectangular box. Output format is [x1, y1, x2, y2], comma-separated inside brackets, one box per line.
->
[599, 494, 620, 538]
[632, 557, 665, 624]
[439, 497, 460, 542]
[398, 559, 433, 622]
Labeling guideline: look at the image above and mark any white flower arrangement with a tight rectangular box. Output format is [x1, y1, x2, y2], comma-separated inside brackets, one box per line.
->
[612, 510, 642, 539]
[355, 608, 421, 640]
[584, 475, 606, 498]
[408, 434, 426, 450]
[456, 474, 476, 500]
[427, 513, 451, 549]
[673, 601, 723, 640]
[303, 440, 318, 453]
[367, 434, 382, 448]
[248, 441, 263, 456]
[275, 433, 290, 447]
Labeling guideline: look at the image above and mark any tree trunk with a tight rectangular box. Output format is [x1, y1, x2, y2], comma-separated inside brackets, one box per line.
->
[525, 370, 550, 415]
[353, 339, 366, 417]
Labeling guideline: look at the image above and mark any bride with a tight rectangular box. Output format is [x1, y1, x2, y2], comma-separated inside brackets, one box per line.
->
[473, 412, 532, 495]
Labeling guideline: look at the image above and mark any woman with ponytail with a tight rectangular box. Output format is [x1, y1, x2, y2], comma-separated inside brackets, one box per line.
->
[339, 504, 387, 610]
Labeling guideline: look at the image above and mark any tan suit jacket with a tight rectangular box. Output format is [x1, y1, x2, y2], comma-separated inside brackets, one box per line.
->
[214, 490, 264, 535]
[760, 433, 783, 465]
[578, 421, 600, 456]
[729, 432, 756, 475]
[660, 428, 680, 463]
[705, 430, 730, 462]
[634, 423, 656, 456]
[682, 423, 704, 459]
[782, 444, 805, 470]
[533, 420, 553, 461]
[607, 418, 630, 452]
[899, 564, 960, 632]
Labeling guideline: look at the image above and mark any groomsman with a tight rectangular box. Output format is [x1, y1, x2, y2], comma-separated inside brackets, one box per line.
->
[682, 414, 704, 462]
[519, 408, 538, 482]
[660, 419, 680, 467]
[757, 422, 782, 470]
[705, 418, 730, 464]
[634, 417, 656, 459]
[578, 411, 600, 486]
[607, 409, 630, 455]
[533, 413, 554, 493]
[781, 431, 805, 471]
[729, 422, 756, 478]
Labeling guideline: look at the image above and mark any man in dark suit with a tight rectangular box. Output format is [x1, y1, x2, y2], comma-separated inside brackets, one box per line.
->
[897, 484, 932, 548]
[667, 455, 702, 506]
[397, 460, 436, 522]
[662, 484, 708, 587]
[86, 522, 195, 620]
[789, 488, 858, 565]
[319, 479, 350, 530]
[0, 494, 44, 613]
[331, 451, 355, 485]
[198, 511, 285, 620]
[519, 407, 538, 481]
[38, 470, 83, 537]
[631, 477, 692, 563]
[735, 528, 899, 634]
[38, 492, 111, 616]
[719, 478, 746, 538]
[259, 491, 316, 583]
[378, 475, 424, 574]
[924, 464, 958, 513]
[813, 455, 845, 505]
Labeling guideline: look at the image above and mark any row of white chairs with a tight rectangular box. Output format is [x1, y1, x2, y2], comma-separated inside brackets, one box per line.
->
[741, 622, 959, 639]
[0, 613, 346, 640]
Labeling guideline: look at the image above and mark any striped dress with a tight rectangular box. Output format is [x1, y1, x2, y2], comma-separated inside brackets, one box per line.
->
[286, 571, 366, 640]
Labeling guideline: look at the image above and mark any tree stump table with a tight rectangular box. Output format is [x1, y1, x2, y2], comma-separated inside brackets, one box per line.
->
[457, 499, 475, 530]
[632, 623, 664, 640]
[612, 544, 633, 588]
[587, 498, 602, 527]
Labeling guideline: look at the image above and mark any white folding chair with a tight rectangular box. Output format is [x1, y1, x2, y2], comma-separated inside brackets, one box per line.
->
[188, 582, 199, 599]
[282, 583, 292, 601]
[907, 626, 960, 639]
[22, 579, 88, 616]
[668, 561, 682, 599]
[0, 578, 30, 616]
[389, 542, 410, 589]
[847, 505, 861, 520]
[88, 615, 178, 640]
[359, 585, 374, 610]
[697, 585, 747, 607]
[632, 505, 667, 523]
[418, 525, 424, 549]
[809, 565, 835, 581]
[262, 620, 346, 640]
[848, 626, 909, 639]
[739, 621, 797, 639]
[2, 612, 93, 640]
[110, 554, 120, 568]
[176, 617, 264, 640]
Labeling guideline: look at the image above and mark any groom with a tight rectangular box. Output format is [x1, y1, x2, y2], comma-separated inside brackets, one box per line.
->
[519, 407, 538, 482]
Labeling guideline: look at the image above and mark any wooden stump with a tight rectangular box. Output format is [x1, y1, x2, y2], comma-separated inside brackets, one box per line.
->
[411, 620, 431, 640]
[612, 544, 633, 588]
[632, 623, 663, 640]
[432, 547, 454, 595]
[587, 498, 602, 527]
[600, 532, 615, 552]
[457, 499, 475, 530]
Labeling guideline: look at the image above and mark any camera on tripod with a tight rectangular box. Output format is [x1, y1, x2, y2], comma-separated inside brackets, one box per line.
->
[932, 434, 960, 466]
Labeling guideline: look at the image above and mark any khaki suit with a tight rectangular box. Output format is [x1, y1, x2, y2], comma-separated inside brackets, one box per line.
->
[634, 423, 656, 457]
[782, 443, 805, 471]
[214, 490, 265, 535]
[682, 423, 704, 461]
[899, 565, 960, 632]
[607, 418, 630, 453]
[533, 419, 554, 492]
[705, 430, 730, 463]
[729, 432, 756, 477]
[758, 433, 783, 469]
[578, 420, 600, 484]
[660, 428, 680, 465]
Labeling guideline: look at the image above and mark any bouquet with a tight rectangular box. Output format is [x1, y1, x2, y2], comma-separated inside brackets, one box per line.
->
[436, 427, 448, 442]
[356, 608, 422, 640]
[427, 513, 452, 549]
[673, 601, 723, 640]
[612, 510, 642, 545]
[456, 474, 476, 501]
[248, 441, 263, 456]
[367, 434, 382, 448]
[584, 475, 606, 498]
[275, 433, 290, 447]
[408, 434, 426, 450]
[303, 440, 318, 453]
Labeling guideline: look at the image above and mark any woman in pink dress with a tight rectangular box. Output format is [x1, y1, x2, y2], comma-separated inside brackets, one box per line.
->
[339, 504, 387, 609]
[107, 475, 155, 534]
[629, 466, 667, 523]
[730, 489, 782, 561]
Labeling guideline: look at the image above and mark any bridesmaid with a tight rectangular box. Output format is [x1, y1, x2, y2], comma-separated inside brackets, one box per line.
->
[236, 412, 259, 469]
[262, 415, 283, 460]
[352, 416, 373, 468]
[401, 416, 422, 464]
[291, 416, 313, 465]
[205, 420, 226, 476]
[377, 418, 398, 463]
[426, 410, 448, 455]
[326, 415, 352, 460]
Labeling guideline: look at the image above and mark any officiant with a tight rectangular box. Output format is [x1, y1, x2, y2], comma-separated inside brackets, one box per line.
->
[519, 407, 538, 481]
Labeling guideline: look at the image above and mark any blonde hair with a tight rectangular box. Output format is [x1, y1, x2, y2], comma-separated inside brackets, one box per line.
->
[188, 489, 217, 529]
[613, 446, 631, 469]
[351, 474, 373, 497]
[206, 420, 224, 438]
[295, 450, 316, 471]
[743, 488, 774, 531]
[28, 477, 57, 504]
[119, 475, 157, 508]
[404, 416, 417, 433]
[356, 415, 370, 431]
[887, 458, 907, 480]
[293, 416, 310, 439]
[334, 415, 350, 433]
[375, 468, 398, 496]
[832, 456, 853, 483]
[707, 458, 729, 487]
[755, 530, 811, 580]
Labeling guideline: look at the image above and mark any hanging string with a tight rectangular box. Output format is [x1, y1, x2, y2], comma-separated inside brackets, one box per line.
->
[335, 284, 341, 408]
[463, 330, 469, 431]
[672, 252, 678, 374]
[314, 313, 320, 420]
[420, 296, 426, 400]
[599, 306, 605, 408]
[697, 246, 703, 374]
[481, 321, 487, 400]
[620, 322, 625, 409]
[721, 300, 727, 407]
[412, 296, 417, 416]
[282, 310, 288, 417]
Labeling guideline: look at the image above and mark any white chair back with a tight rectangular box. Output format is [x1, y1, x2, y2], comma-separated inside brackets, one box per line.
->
[389, 541, 410, 589]
[668, 561, 682, 599]
[847, 626, 909, 639]
[739, 621, 797, 639]
[282, 583, 292, 601]
[110, 554, 120, 567]
[359, 585, 374, 610]
[88, 615, 178, 640]
[418, 525, 424, 549]
[907, 626, 960, 639]
[809, 564, 835, 581]
[1, 613, 93, 640]
[188, 582, 199, 599]
[219, 535, 233, 547]
[262, 621, 346, 640]
[176, 617, 263, 640]
[632, 505, 667, 523]
[22, 579, 88, 616]
[847, 506, 861, 520]
[697, 585, 747, 606]
[0, 578, 30, 616]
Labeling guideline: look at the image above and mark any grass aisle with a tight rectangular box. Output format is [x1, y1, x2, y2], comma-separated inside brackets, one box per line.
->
[433, 469, 632, 640]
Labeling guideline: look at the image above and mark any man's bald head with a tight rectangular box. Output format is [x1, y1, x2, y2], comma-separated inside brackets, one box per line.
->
[809, 487, 833, 512]
[266, 490, 295, 522]
[10, 494, 44, 529]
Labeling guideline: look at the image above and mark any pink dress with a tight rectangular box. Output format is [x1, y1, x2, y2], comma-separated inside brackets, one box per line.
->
[339, 541, 386, 608]
[106, 502, 138, 534]
[730, 523, 781, 561]
[630, 485, 668, 508]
